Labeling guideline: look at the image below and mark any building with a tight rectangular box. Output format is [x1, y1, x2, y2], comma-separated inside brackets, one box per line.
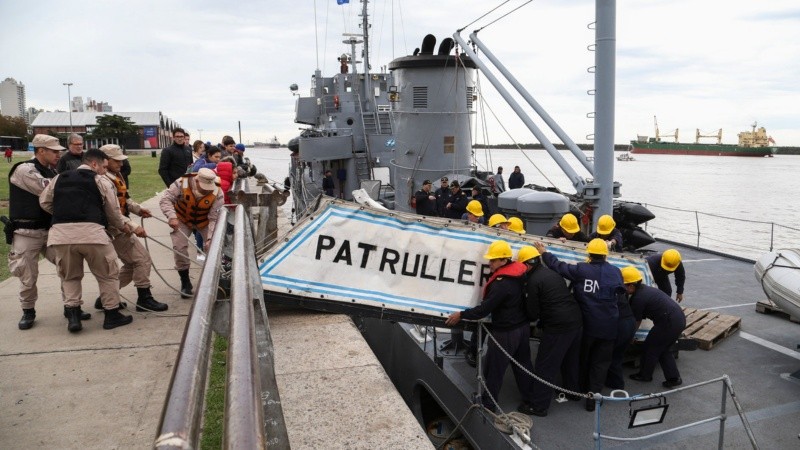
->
[70, 96, 84, 112]
[0, 77, 27, 119]
[31, 111, 182, 150]
[25, 107, 44, 125]
[71, 96, 113, 112]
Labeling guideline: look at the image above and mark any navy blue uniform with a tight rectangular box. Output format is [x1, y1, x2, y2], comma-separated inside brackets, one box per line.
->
[588, 228, 624, 252]
[524, 262, 583, 411]
[445, 189, 468, 219]
[434, 186, 450, 216]
[414, 189, 437, 216]
[646, 253, 685, 297]
[542, 252, 623, 396]
[605, 293, 636, 389]
[461, 262, 534, 410]
[630, 284, 686, 380]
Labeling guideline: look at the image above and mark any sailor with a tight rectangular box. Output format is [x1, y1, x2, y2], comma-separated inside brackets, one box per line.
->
[413, 179, 437, 216]
[605, 271, 636, 390]
[471, 186, 490, 216]
[508, 217, 526, 234]
[444, 180, 468, 219]
[546, 213, 589, 243]
[518, 245, 583, 416]
[588, 214, 624, 252]
[462, 200, 486, 224]
[159, 168, 224, 298]
[623, 266, 686, 388]
[323, 170, 335, 197]
[445, 240, 535, 413]
[434, 177, 450, 216]
[6, 134, 85, 329]
[96, 144, 168, 312]
[646, 249, 685, 302]
[508, 166, 525, 189]
[488, 214, 511, 230]
[534, 238, 624, 412]
[40, 148, 134, 332]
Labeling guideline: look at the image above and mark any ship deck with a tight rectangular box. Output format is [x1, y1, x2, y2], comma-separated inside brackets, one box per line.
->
[389, 241, 800, 449]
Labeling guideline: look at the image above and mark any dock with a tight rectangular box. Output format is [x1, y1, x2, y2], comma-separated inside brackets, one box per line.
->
[0, 194, 431, 449]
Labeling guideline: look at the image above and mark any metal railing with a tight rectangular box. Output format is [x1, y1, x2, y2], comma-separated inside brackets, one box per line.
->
[592, 375, 758, 449]
[156, 178, 290, 449]
[642, 203, 800, 262]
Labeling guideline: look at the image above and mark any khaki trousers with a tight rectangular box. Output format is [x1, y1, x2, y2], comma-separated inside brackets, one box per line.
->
[52, 243, 121, 309]
[8, 232, 57, 309]
[112, 233, 152, 288]
[170, 222, 207, 271]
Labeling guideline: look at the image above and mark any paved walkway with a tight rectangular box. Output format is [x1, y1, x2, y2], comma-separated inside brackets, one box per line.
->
[0, 195, 430, 449]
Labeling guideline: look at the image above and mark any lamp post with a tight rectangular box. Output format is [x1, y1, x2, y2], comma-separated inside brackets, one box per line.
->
[198, 129, 203, 141]
[62, 82, 73, 133]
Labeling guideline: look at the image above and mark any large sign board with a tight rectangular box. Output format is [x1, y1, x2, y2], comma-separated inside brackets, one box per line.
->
[260, 199, 653, 320]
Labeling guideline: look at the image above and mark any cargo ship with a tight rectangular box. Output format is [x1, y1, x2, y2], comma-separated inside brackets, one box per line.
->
[630, 120, 776, 157]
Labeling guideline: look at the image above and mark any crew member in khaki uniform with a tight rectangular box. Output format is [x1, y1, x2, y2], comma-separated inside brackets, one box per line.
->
[159, 168, 224, 298]
[5, 135, 92, 329]
[40, 149, 134, 332]
[97, 144, 168, 312]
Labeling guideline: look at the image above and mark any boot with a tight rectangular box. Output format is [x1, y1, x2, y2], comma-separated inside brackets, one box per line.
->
[63, 306, 91, 320]
[136, 287, 168, 312]
[178, 269, 193, 299]
[65, 306, 83, 333]
[94, 296, 126, 311]
[103, 308, 133, 330]
[18, 308, 36, 330]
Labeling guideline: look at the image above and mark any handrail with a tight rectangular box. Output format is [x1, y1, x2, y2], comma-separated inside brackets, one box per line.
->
[225, 205, 267, 449]
[155, 207, 229, 449]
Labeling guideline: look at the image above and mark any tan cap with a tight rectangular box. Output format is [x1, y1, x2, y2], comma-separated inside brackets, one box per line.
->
[31, 134, 65, 151]
[99, 144, 127, 160]
[196, 168, 218, 191]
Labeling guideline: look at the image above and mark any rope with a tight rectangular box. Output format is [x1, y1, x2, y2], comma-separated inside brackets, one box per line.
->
[475, 0, 534, 32]
[458, 1, 511, 33]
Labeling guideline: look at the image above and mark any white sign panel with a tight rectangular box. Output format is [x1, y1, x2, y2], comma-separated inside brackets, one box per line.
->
[260, 200, 653, 319]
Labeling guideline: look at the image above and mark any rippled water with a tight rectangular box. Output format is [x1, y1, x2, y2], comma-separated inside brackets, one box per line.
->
[247, 148, 800, 259]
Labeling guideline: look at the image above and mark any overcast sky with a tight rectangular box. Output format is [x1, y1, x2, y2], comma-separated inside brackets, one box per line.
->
[1, 0, 799, 146]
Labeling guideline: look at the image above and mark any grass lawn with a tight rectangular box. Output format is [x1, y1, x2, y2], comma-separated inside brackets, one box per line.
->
[0, 154, 164, 282]
[201, 335, 228, 450]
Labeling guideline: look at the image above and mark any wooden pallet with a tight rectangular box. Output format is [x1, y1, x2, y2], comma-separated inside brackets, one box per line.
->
[681, 307, 741, 350]
[755, 299, 800, 324]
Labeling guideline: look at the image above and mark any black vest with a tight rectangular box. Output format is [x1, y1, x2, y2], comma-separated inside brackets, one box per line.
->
[51, 169, 107, 227]
[9, 159, 57, 229]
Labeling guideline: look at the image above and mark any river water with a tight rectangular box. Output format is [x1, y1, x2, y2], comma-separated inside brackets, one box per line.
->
[247, 149, 800, 260]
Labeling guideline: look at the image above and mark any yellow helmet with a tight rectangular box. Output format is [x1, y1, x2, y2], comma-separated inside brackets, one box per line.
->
[597, 214, 616, 235]
[517, 245, 541, 263]
[508, 217, 526, 234]
[484, 240, 513, 260]
[586, 238, 609, 256]
[621, 266, 643, 284]
[661, 249, 681, 271]
[488, 213, 510, 228]
[466, 200, 484, 217]
[559, 213, 580, 234]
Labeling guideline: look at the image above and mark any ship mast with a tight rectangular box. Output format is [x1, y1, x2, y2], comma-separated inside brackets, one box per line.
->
[360, 0, 373, 113]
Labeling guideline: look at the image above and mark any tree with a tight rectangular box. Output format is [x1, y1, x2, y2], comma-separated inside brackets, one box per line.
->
[0, 115, 27, 138]
[88, 114, 140, 148]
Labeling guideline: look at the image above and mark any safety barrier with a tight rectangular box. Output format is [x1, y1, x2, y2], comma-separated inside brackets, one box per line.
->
[156, 185, 289, 448]
[642, 203, 800, 262]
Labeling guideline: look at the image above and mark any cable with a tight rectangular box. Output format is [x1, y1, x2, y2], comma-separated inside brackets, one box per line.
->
[458, 1, 511, 33]
[476, 0, 534, 32]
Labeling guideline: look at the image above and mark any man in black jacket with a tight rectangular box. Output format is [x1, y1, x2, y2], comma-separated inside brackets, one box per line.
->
[518, 245, 583, 416]
[413, 180, 437, 216]
[158, 128, 193, 187]
[434, 177, 450, 216]
[446, 240, 535, 413]
[508, 165, 525, 189]
[444, 180, 468, 219]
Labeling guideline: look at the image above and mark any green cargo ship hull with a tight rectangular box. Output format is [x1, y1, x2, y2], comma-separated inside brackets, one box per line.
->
[630, 141, 774, 157]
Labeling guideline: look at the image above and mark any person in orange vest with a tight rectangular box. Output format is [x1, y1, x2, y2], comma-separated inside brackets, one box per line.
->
[159, 168, 224, 298]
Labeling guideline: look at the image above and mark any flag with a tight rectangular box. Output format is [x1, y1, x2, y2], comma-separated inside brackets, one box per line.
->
[337, 0, 349, 4]
[768, 136, 775, 144]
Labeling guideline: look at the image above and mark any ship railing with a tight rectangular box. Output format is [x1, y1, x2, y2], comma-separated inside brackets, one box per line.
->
[640, 202, 800, 262]
[591, 375, 758, 449]
[156, 188, 290, 449]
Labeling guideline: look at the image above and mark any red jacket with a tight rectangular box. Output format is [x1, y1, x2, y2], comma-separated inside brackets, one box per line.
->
[215, 161, 234, 203]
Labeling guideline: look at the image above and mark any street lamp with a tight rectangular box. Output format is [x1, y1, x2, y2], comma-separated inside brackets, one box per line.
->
[198, 129, 203, 140]
[62, 82, 73, 133]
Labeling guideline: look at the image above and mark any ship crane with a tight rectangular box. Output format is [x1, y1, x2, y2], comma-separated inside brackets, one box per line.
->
[654, 116, 678, 143]
[695, 128, 722, 144]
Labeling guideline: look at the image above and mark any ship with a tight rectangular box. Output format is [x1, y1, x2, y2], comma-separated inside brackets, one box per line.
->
[269, 136, 280, 148]
[258, 1, 796, 449]
[630, 118, 776, 157]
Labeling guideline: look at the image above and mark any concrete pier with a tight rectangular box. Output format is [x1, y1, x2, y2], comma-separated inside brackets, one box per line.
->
[0, 195, 431, 449]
